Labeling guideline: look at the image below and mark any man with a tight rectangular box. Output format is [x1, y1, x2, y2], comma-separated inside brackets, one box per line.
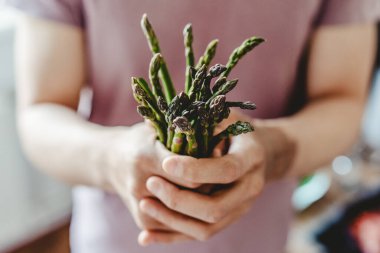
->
[7, 0, 380, 252]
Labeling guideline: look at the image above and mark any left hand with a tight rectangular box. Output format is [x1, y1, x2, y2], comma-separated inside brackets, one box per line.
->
[138, 112, 269, 245]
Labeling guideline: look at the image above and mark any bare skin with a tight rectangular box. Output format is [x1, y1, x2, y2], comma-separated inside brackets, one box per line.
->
[15, 15, 377, 245]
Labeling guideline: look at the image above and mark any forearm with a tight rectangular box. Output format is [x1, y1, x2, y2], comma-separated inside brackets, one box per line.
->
[18, 103, 121, 191]
[258, 94, 365, 179]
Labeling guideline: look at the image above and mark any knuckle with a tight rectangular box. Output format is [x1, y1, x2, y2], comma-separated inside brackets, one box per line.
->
[165, 191, 179, 210]
[183, 167, 196, 182]
[222, 164, 241, 183]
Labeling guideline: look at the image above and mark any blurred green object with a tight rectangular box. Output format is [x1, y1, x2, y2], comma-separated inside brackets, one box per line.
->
[299, 174, 314, 186]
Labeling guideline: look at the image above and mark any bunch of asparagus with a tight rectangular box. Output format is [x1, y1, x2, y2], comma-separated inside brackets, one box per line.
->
[132, 14, 264, 158]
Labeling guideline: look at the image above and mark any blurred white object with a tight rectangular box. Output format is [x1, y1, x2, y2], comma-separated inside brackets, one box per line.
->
[292, 171, 331, 211]
[332, 155, 353, 176]
[0, 8, 17, 88]
[331, 154, 361, 189]
[362, 70, 380, 149]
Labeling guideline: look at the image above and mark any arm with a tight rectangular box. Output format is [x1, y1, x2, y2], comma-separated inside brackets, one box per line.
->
[15, 15, 107, 187]
[268, 24, 377, 178]
[15, 15, 199, 242]
[139, 24, 378, 244]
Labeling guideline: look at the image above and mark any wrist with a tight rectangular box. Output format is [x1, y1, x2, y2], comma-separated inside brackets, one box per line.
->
[253, 119, 297, 181]
[92, 126, 131, 193]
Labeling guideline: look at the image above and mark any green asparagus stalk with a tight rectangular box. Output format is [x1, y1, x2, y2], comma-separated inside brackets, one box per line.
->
[165, 92, 190, 149]
[209, 121, 254, 152]
[171, 132, 185, 154]
[226, 101, 257, 110]
[137, 105, 166, 142]
[197, 106, 210, 156]
[188, 65, 207, 100]
[210, 95, 227, 122]
[141, 14, 176, 103]
[207, 79, 238, 105]
[173, 116, 198, 156]
[131, 77, 166, 124]
[196, 39, 218, 70]
[183, 24, 195, 93]
[199, 64, 227, 101]
[149, 53, 166, 99]
[221, 37, 265, 78]
[212, 76, 227, 93]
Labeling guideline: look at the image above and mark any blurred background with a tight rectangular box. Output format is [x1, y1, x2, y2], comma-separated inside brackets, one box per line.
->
[0, 4, 379, 253]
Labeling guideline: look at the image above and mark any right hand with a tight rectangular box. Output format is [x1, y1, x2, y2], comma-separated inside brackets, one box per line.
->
[102, 122, 201, 244]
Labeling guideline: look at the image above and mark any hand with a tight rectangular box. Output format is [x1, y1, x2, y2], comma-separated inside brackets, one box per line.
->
[103, 122, 201, 244]
[138, 110, 296, 245]
[139, 129, 266, 244]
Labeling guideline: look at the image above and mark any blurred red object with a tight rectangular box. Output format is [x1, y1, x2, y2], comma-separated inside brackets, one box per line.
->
[350, 211, 380, 253]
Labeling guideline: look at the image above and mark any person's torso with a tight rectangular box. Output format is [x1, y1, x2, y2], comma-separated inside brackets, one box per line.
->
[72, 1, 322, 252]
[83, 0, 321, 125]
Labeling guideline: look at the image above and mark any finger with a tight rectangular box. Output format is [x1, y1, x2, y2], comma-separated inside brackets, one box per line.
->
[227, 133, 264, 170]
[140, 198, 210, 241]
[138, 230, 193, 246]
[162, 154, 245, 184]
[146, 175, 263, 223]
[123, 194, 174, 232]
[140, 198, 252, 242]
[155, 141, 202, 189]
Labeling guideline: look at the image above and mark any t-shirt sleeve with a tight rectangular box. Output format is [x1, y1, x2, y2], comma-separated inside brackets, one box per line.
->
[315, 0, 380, 26]
[5, 0, 84, 27]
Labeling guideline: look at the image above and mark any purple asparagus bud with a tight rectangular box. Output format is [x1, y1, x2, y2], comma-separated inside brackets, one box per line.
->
[137, 105, 155, 120]
[173, 116, 193, 134]
[209, 64, 227, 78]
[157, 96, 168, 113]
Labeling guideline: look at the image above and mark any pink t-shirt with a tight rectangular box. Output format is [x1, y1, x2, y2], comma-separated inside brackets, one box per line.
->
[7, 0, 380, 252]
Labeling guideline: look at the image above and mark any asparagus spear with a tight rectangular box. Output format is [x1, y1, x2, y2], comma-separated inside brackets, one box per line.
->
[137, 105, 166, 142]
[157, 96, 168, 113]
[166, 92, 190, 149]
[197, 106, 210, 156]
[149, 53, 166, 99]
[209, 64, 227, 78]
[209, 121, 254, 152]
[131, 77, 166, 121]
[189, 66, 197, 79]
[210, 95, 227, 122]
[207, 79, 238, 105]
[173, 116, 198, 156]
[196, 39, 218, 70]
[221, 36, 265, 78]
[141, 14, 176, 103]
[183, 24, 195, 93]
[188, 65, 207, 101]
[226, 101, 257, 110]
[212, 76, 227, 93]
[199, 64, 227, 101]
[171, 132, 185, 154]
